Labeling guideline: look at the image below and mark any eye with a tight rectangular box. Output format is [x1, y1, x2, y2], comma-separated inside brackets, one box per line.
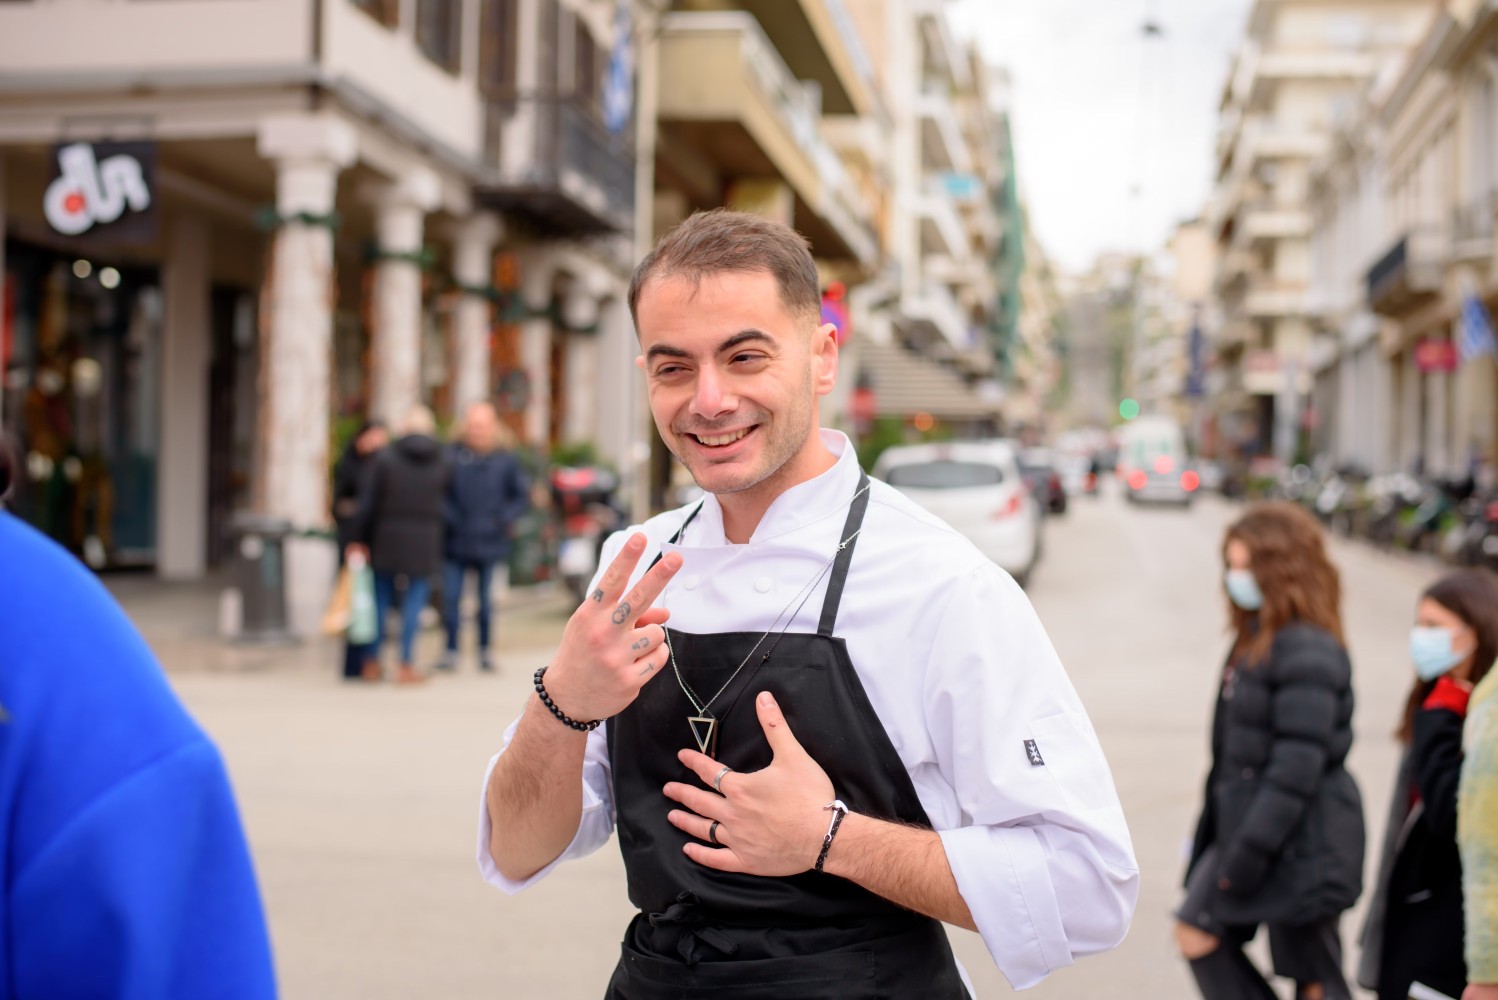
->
[729, 352, 768, 366]
[652, 363, 688, 379]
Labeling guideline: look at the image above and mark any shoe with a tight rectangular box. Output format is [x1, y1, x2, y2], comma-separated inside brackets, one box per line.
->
[396, 664, 426, 685]
[361, 660, 382, 683]
[479, 654, 496, 673]
[433, 654, 456, 673]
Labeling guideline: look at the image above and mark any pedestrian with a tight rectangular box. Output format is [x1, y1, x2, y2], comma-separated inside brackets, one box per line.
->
[1176, 502, 1365, 1000]
[1460, 641, 1498, 1000]
[1359, 568, 1498, 1000]
[478, 210, 1137, 996]
[332, 419, 388, 680]
[351, 404, 449, 684]
[0, 436, 277, 997]
[436, 401, 529, 673]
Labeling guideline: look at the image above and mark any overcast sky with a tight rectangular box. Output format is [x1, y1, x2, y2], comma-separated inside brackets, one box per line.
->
[948, 0, 1254, 275]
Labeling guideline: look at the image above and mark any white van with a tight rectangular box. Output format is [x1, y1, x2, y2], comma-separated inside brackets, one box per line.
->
[1116, 417, 1199, 506]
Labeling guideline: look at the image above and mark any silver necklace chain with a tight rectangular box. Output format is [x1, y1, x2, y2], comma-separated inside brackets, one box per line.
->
[664, 483, 870, 718]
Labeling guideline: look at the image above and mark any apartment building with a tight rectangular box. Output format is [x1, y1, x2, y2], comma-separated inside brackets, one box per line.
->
[1209, 0, 1429, 464]
[1302, 0, 1498, 477]
[1130, 220, 1215, 439]
[0, 0, 642, 631]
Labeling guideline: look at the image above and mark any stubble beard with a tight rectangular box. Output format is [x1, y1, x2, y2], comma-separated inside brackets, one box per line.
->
[669, 371, 817, 500]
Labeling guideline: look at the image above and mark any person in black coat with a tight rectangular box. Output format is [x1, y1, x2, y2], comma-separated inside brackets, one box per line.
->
[1176, 502, 1365, 1000]
[350, 405, 449, 684]
[331, 421, 387, 681]
[1359, 569, 1498, 1000]
[435, 401, 529, 673]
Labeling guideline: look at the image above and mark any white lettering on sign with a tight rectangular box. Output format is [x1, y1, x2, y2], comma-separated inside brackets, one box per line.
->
[43, 144, 152, 236]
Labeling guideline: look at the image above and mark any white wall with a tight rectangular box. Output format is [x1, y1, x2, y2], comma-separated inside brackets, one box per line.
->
[0, 0, 311, 74]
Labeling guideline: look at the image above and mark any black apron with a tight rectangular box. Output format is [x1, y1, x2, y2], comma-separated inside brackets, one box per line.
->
[604, 475, 968, 999]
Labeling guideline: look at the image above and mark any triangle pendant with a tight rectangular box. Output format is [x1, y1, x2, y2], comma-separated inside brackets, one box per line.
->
[688, 715, 717, 756]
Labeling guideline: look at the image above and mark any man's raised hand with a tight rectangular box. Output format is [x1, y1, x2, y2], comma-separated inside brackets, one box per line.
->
[539, 534, 682, 724]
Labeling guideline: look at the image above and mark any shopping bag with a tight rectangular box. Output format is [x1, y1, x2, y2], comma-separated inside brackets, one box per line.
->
[348, 558, 378, 646]
[320, 567, 354, 636]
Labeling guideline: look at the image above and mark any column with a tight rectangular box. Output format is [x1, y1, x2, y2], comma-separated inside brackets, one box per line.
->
[156, 217, 211, 580]
[256, 114, 357, 635]
[561, 281, 602, 444]
[368, 168, 441, 425]
[450, 212, 504, 417]
[518, 250, 554, 446]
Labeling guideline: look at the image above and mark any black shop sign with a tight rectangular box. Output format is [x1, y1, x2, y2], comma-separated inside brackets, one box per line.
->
[43, 141, 158, 243]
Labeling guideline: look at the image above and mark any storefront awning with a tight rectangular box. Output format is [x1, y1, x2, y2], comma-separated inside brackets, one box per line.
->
[857, 338, 1003, 421]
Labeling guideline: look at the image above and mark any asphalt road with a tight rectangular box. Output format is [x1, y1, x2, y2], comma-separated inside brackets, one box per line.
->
[161, 487, 1443, 998]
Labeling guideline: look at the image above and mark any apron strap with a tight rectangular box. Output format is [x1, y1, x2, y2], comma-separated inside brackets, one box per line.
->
[647, 501, 705, 570]
[817, 471, 871, 637]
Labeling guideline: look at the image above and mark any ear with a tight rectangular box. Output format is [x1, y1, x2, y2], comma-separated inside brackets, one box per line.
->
[635, 355, 646, 370]
[812, 322, 839, 397]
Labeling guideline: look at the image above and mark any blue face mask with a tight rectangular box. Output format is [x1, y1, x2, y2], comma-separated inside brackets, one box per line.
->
[1410, 626, 1471, 682]
[1225, 569, 1263, 611]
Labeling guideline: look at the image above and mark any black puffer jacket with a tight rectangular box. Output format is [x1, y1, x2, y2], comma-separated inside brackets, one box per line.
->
[354, 434, 450, 577]
[1186, 622, 1366, 926]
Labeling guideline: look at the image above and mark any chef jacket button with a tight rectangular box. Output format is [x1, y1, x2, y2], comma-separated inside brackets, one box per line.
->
[682, 575, 701, 591]
[754, 577, 772, 593]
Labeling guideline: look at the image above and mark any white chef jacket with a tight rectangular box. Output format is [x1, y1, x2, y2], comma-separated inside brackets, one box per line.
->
[478, 430, 1138, 989]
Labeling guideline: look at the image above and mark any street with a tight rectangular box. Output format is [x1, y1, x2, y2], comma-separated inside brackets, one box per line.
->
[152, 489, 1441, 999]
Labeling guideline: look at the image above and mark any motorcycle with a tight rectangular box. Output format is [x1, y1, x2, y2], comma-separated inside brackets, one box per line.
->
[550, 465, 628, 604]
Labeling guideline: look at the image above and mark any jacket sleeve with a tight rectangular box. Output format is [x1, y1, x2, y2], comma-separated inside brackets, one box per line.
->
[1410, 704, 1466, 841]
[1216, 632, 1344, 896]
[1461, 674, 1498, 983]
[11, 740, 277, 999]
[351, 455, 384, 546]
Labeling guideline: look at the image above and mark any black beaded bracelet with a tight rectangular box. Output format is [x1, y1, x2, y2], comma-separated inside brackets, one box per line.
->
[533, 666, 603, 732]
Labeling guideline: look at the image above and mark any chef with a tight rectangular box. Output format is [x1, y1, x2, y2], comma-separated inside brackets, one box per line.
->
[479, 210, 1137, 997]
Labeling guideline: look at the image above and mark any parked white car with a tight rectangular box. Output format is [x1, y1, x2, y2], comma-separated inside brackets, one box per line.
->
[873, 440, 1042, 587]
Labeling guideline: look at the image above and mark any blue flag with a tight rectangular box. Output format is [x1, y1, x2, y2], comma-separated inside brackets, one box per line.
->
[1459, 290, 1497, 363]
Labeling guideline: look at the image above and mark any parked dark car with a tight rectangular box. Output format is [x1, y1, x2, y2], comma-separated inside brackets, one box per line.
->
[1018, 447, 1068, 516]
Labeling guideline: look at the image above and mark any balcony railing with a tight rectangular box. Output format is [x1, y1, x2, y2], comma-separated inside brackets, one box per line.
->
[1365, 226, 1446, 315]
[1451, 191, 1496, 255]
[480, 95, 634, 236]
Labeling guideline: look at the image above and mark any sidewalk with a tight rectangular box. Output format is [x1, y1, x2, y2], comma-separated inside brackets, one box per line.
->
[106, 572, 577, 676]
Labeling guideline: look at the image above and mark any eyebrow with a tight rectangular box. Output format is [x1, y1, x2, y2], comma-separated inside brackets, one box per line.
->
[644, 329, 778, 363]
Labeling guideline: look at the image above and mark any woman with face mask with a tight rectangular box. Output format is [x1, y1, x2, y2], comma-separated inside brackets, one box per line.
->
[1176, 503, 1365, 1000]
[1358, 568, 1498, 1000]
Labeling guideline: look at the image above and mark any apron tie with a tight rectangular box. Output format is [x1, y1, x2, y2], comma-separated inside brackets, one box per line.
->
[647, 891, 740, 966]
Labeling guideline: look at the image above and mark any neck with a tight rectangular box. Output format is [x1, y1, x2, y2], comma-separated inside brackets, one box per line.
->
[717, 437, 838, 544]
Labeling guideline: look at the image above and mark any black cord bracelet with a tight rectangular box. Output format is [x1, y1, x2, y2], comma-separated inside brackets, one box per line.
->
[814, 799, 849, 872]
[533, 666, 603, 732]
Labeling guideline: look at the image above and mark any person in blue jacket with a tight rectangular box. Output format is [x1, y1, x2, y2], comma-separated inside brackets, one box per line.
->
[437, 401, 529, 673]
[0, 439, 277, 998]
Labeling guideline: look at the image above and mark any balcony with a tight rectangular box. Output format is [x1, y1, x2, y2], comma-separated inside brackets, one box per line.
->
[479, 96, 634, 236]
[916, 88, 972, 173]
[1241, 202, 1312, 243]
[657, 11, 876, 265]
[714, 0, 876, 116]
[1451, 191, 1496, 261]
[1366, 228, 1447, 316]
[901, 281, 972, 352]
[1244, 281, 1306, 319]
[916, 181, 969, 259]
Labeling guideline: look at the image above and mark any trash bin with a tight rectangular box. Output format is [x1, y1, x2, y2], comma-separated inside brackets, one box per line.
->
[229, 512, 296, 645]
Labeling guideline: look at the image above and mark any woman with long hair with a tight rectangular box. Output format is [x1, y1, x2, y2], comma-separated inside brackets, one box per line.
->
[1177, 502, 1365, 1000]
[1359, 568, 1498, 1000]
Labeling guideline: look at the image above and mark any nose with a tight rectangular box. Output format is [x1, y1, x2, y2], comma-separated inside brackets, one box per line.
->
[689, 365, 735, 420]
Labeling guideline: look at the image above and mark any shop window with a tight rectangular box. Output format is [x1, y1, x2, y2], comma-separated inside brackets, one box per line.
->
[479, 0, 519, 96]
[350, 0, 398, 29]
[417, 0, 463, 75]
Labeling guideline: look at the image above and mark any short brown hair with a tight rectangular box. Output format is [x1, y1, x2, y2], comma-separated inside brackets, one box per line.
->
[628, 209, 821, 328]
[1225, 502, 1345, 665]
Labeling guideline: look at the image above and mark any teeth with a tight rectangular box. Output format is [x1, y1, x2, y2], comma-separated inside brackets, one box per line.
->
[696, 429, 749, 447]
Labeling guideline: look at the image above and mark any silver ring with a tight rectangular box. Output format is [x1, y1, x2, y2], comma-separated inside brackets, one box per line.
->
[712, 765, 733, 793]
[708, 820, 721, 845]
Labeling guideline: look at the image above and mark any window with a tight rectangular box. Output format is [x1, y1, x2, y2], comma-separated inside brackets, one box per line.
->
[480, 0, 520, 96]
[417, 0, 462, 74]
[885, 461, 1004, 489]
[350, 0, 398, 29]
[575, 16, 599, 115]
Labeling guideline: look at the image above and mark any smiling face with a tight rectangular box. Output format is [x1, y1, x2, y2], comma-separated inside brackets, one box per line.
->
[635, 269, 838, 504]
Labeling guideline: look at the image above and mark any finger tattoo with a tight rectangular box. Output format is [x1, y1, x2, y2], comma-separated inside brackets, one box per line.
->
[590, 588, 604, 603]
[638, 659, 657, 677]
[611, 602, 632, 625]
[632, 637, 650, 651]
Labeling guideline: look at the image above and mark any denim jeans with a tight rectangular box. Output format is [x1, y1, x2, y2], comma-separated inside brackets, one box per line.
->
[373, 572, 432, 666]
[442, 559, 497, 653]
